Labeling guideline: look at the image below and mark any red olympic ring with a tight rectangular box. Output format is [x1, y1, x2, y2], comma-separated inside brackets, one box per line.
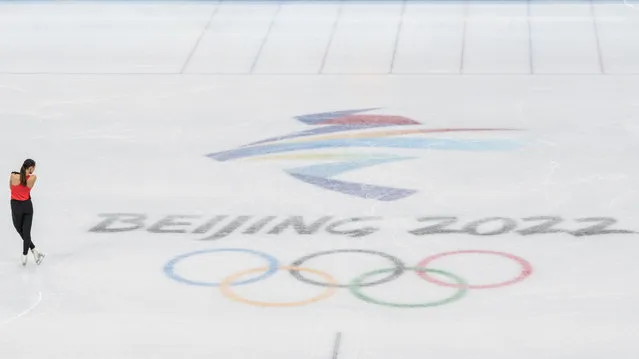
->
[416, 250, 533, 289]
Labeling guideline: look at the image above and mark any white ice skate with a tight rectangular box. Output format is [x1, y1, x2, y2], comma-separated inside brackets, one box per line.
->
[21, 254, 27, 266]
[31, 249, 45, 265]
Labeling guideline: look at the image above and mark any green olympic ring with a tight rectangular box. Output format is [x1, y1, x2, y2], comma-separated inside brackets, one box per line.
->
[349, 267, 468, 308]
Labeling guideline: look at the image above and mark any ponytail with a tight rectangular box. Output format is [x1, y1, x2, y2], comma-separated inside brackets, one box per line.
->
[19, 165, 27, 186]
[18, 159, 36, 186]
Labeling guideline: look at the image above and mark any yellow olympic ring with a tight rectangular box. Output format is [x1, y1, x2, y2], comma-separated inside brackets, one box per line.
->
[219, 266, 338, 307]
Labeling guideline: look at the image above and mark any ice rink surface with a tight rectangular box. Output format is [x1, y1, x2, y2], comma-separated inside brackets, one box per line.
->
[1, 0, 639, 358]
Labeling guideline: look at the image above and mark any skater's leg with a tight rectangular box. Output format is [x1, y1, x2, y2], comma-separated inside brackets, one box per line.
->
[10, 200, 30, 259]
[21, 213, 33, 256]
[10, 202, 24, 239]
[21, 201, 44, 264]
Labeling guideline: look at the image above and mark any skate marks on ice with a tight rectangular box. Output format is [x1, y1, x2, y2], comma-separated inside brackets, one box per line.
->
[0, 264, 43, 325]
[1, 292, 42, 325]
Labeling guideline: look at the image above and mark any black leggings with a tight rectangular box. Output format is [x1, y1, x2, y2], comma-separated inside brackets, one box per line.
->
[11, 199, 35, 255]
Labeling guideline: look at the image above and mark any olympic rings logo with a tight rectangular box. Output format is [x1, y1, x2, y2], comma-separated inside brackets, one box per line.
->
[163, 248, 533, 308]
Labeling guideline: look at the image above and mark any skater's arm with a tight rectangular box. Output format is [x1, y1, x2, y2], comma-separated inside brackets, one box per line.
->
[27, 174, 36, 189]
[9, 172, 18, 189]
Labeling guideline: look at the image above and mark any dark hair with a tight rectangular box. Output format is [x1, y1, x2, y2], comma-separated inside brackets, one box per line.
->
[19, 159, 36, 186]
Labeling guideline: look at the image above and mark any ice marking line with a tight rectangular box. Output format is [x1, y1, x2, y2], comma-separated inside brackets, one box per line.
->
[1, 291, 42, 325]
[181, 3, 219, 74]
[332, 332, 342, 359]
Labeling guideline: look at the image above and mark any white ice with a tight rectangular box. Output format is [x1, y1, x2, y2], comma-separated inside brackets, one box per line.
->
[1, 1, 639, 358]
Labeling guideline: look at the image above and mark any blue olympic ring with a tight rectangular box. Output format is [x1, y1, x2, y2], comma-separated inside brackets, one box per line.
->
[162, 248, 279, 287]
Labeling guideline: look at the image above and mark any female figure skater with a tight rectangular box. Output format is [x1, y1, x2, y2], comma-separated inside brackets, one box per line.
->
[9, 159, 45, 266]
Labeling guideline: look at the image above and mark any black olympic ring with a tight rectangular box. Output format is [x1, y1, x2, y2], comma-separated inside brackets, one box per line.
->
[289, 249, 406, 288]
